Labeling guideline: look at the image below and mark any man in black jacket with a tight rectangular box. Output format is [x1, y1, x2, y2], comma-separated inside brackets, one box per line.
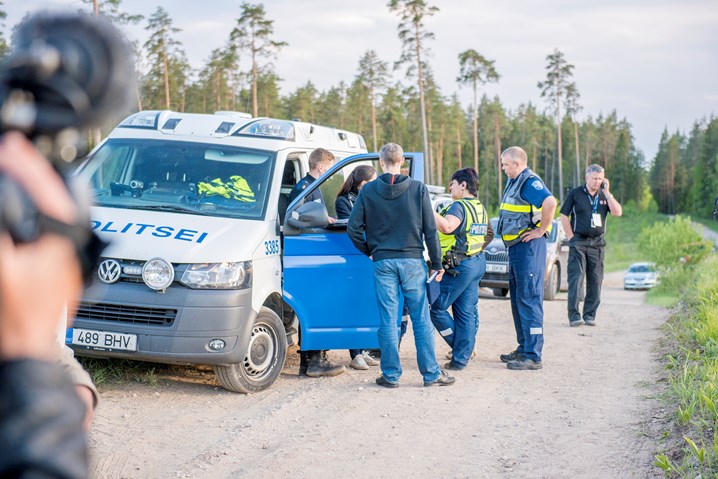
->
[348, 143, 455, 388]
[0, 133, 88, 478]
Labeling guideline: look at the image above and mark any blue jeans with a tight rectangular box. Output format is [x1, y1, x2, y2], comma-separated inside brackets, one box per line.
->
[430, 253, 486, 367]
[373, 258, 441, 384]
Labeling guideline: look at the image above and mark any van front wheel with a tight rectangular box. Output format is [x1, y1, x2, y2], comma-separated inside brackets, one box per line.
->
[215, 307, 287, 393]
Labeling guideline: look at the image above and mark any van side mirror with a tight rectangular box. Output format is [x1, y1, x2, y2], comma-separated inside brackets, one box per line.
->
[284, 201, 329, 234]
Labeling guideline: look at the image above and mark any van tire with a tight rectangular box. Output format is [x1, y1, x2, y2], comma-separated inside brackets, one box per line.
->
[492, 288, 509, 297]
[544, 264, 559, 301]
[214, 307, 287, 393]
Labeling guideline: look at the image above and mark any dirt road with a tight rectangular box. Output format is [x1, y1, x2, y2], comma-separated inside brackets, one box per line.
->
[87, 271, 667, 478]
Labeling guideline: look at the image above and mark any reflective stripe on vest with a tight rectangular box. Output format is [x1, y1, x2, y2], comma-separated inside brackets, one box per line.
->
[438, 198, 488, 258]
[497, 168, 550, 246]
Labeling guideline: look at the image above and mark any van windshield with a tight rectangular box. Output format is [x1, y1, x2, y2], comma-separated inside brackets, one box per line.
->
[79, 139, 276, 220]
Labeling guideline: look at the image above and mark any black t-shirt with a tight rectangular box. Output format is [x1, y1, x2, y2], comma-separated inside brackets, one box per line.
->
[560, 185, 611, 238]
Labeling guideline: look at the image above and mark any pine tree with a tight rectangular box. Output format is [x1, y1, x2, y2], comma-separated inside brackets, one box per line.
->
[457, 49, 499, 177]
[231, 2, 286, 118]
[388, 0, 439, 183]
[356, 50, 389, 151]
[0, 2, 8, 59]
[538, 48, 575, 203]
[143, 7, 185, 110]
[80, 0, 143, 25]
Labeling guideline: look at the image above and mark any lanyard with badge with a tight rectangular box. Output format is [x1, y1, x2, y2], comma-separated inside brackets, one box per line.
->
[588, 191, 602, 228]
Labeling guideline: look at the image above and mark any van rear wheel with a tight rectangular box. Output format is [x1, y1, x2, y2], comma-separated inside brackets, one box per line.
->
[492, 288, 509, 297]
[215, 307, 287, 393]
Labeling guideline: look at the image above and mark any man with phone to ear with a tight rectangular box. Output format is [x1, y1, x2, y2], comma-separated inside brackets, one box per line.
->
[560, 164, 623, 327]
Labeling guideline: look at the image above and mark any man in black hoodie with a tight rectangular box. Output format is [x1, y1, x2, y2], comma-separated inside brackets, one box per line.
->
[348, 143, 455, 388]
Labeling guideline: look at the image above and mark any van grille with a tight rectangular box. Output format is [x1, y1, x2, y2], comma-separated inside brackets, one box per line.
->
[76, 302, 177, 326]
[485, 252, 508, 263]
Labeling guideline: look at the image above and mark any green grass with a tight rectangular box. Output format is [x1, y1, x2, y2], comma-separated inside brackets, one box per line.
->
[78, 357, 179, 387]
[604, 210, 666, 272]
[652, 256, 718, 477]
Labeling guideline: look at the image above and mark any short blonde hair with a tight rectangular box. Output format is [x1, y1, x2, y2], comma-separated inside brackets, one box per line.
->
[379, 143, 404, 165]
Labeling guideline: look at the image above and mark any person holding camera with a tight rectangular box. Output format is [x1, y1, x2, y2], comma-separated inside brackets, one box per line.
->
[0, 132, 89, 478]
[560, 164, 623, 327]
[430, 168, 492, 371]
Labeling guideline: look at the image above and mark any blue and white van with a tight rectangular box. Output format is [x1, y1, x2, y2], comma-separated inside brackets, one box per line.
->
[68, 110, 424, 392]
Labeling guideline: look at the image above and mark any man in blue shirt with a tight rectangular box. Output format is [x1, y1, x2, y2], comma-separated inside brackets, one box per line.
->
[496, 146, 557, 371]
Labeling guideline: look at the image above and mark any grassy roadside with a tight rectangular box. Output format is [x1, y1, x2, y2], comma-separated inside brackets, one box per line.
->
[614, 213, 718, 477]
[650, 255, 718, 477]
[604, 209, 665, 273]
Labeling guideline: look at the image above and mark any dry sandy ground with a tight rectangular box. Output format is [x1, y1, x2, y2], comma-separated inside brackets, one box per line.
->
[87, 271, 668, 479]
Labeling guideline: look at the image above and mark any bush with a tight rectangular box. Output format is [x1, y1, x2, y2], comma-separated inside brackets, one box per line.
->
[637, 216, 712, 270]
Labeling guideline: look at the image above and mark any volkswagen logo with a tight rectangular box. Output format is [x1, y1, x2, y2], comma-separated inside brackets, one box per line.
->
[98, 259, 122, 284]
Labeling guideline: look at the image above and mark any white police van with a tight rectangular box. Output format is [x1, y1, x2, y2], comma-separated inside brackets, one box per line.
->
[68, 110, 425, 392]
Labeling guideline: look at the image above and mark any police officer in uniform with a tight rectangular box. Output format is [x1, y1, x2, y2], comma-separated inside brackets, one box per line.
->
[431, 168, 492, 370]
[497, 147, 557, 371]
[287, 147, 335, 205]
[560, 164, 622, 327]
[288, 148, 345, 377]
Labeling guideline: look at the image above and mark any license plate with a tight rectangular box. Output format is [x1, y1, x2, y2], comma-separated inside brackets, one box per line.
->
[66, 328, 137, 352]
[486, 264, 507, 273]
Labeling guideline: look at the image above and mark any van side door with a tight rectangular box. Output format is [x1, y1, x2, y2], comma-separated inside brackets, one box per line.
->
[282, 153, 423, 351]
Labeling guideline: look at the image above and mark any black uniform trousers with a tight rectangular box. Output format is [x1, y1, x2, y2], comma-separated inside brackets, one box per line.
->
[567, 235, 605, 324]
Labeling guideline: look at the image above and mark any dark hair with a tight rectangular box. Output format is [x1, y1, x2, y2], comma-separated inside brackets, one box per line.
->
[451, 168, 479, 196]
[337, 164, 377, 197]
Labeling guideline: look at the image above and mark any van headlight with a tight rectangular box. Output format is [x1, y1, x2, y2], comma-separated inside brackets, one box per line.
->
[180, 261, 252, 289]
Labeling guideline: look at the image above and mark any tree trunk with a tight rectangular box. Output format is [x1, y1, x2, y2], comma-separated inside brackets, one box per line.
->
[370, 88, 378, 152]
[555, 84, 563, 203]
[574, 120, 580, 186]
[136, 84, 143, 112]
[456, 125, 462, 169]
[162, 39, 171, 110]
[495, 116, 502, 205]
[251, 47, 258, 118]
[437, 125, 444, 186]
[472, 82, 478, 175]
[415, 23, 432, 184]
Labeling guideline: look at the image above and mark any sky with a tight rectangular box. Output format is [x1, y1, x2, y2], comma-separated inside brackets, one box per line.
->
[5, 0, 718, 162]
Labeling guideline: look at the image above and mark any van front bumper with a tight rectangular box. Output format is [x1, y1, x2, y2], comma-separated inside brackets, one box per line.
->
[69, 281, 256, 366]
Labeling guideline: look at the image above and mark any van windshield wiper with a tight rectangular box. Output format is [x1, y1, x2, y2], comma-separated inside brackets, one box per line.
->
[123, 204, 197, 214]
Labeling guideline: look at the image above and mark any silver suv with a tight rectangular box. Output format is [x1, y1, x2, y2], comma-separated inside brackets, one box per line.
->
[480, 218, 569, 300]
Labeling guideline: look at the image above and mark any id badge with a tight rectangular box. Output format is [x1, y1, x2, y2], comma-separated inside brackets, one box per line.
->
[591, 213, 602, 228]
[469, 223, 488, 236]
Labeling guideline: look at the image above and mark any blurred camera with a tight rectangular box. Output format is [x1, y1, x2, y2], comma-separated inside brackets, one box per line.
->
[0, 11, 133, 275]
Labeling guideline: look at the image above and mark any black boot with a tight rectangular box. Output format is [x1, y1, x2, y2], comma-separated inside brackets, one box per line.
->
[306, 350, 345, 378]
[299, 350, 310, 376]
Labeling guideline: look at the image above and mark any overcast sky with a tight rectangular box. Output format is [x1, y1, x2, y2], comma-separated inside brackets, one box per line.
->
[6, 0, 718, 162]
